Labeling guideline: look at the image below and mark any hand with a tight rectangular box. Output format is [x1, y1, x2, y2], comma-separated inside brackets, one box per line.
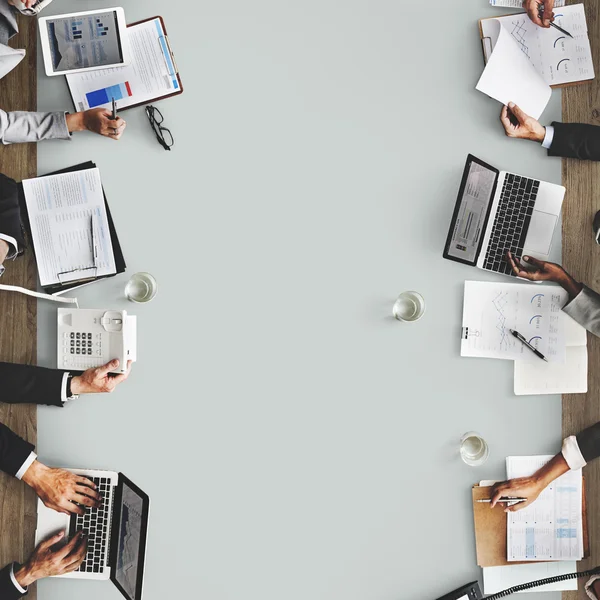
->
[490, 477, 545, 512]
[8, 0, 36, 9]
[523, 0, 555, 27]
[14, 531, 87, 587]
[71, 359, 132, 395]
[0, 238, 8, 266]
[66, 108, 127, 140]
[506, 251, 583, 298]
[22, 460, 101, 516]
[500, 103, 546, 142]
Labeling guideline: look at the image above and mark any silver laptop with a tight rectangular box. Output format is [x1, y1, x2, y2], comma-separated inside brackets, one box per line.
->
[443, 154, 565, 276]
[36, 469, 149, 600]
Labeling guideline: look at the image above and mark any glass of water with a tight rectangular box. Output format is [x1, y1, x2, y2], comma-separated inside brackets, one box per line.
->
[125, 272, 157, 303]
[460, 432, 489, 466]
[392, 291, 426, 322]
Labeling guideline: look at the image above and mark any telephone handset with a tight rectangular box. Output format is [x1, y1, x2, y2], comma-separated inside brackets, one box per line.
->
[437, 566, 600, 600]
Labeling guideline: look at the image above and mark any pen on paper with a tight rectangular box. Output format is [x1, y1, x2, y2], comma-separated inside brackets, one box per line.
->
[510, 329, 548, 362]
[477, 497, 527, 504]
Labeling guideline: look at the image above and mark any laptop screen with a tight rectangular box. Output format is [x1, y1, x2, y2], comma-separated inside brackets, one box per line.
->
[444, 155, 498, 265]
[111, 475, 149, 600]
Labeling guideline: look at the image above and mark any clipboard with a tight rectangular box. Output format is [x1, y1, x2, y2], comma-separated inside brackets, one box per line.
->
[472, 481, 589, 567]
[67, 16, 183, 112]
[18, 161, 126, 296]
[478, 14, 590, 89]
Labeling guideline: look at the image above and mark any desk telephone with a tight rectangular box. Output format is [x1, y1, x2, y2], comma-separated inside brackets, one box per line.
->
[58, 309, 137, 374]
[438, 566, 600, 600]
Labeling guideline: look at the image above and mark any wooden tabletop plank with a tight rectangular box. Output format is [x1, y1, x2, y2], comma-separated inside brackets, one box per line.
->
[0, 12, 38, 600]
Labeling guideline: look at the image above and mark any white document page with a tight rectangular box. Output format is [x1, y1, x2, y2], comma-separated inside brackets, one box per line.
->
[22, 168, 116, 287]
[490, 0, 565, 7]
[506, 456, 583, 562]
[461, 281, 568, 362]
[66, 18, 179, 111]
[476, 19, 551, 119]
[483, 562, 577, 593]
[514, 315, 588, 395]
[482, 5, 593, 86]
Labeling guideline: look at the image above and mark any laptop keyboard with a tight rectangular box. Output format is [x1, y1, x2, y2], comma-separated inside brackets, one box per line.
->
[69, 476, 114, 574]
[483, 174, 539, 275]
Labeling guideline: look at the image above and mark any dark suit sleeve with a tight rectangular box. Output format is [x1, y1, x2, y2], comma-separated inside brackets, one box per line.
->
[548, 122, 600, 161]
[0, 563, 26, 599]
[0, 422, 33, 477]
[0, 173, 25, 251]
[575, 422, 600, 464]
[0, 362, 65, 407]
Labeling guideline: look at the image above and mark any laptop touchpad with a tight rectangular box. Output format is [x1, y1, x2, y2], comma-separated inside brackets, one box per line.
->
[525, 210, 557, 255]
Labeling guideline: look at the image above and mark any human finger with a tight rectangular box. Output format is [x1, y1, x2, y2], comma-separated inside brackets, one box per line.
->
[505, 499, 530, 512]
[490, 482, 509, 508]
[38, 531, 65, 551]
[75, 482, 101, 502]
[75, 476, 98, 490]
[507, 102, 528, 124]
[54, 532, 84, 560]
[500, 106, 513, 132]
[95, 359, 120, 377]
[72, 492, 101, 508]
[60, 499, 85, 516]
[522, 255, 545, 269]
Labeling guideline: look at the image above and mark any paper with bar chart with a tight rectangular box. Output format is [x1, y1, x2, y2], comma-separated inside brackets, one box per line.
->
[461, 280, 568, 362]
[67, 17, 179, 111]
[506, 456, 583, 562]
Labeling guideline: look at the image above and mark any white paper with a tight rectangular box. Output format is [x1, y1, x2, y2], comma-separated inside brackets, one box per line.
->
[483, 562, 577, 593]
[514, 314, 587, 395]
[462, 281, 568, 362]
[490, 0, 565, 7]
[477, 19, 552, 119]
[482, 5, 594, 86]
[506, 455, 583, 561]
[22, 168, 116, 287]
[66, 17, 179, 111]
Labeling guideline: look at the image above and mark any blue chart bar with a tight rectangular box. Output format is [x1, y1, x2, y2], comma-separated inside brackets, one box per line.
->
[86, 82, 132, 108]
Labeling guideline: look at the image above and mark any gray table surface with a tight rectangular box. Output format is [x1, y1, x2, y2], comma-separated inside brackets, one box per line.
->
[34, 1, 565, 599]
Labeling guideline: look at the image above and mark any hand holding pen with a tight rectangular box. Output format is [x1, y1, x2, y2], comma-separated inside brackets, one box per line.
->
[523, 0, 555, 28]
[489, 477, 546, 512]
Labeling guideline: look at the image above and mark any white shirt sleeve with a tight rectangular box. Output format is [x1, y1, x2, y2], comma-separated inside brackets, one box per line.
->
[15, 451, 36, 481]
[0, 233, 18, 258]
[542, 125, 555, 149]
[62, 372, 69, 402]
[585, 575, 600, 600]
[9, 563, 27, 595]
[561, 435, 587, 470]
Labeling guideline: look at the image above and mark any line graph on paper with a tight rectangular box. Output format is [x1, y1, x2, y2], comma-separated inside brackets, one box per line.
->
[491, 291, 510, 348]
[510, 20, 530, 59]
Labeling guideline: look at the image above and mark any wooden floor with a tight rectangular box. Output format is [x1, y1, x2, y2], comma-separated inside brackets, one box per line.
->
[563, 1, 600, 598]
[0, 13, 38, 600]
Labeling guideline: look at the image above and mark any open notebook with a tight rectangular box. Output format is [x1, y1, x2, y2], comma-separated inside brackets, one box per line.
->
[477, 4, 593, 118]
[514, 314, 588, 395]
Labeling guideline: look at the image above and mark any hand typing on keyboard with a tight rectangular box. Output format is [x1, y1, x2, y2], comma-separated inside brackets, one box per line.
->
[506, 251, 584, 300]
[13, 531, 87, 588]
[22, 460, 101, 515]
[71, 359, 133, 395]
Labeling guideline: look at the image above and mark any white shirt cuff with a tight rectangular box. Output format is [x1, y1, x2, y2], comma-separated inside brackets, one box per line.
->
[542, 125, 554, 149]
[562, 435, 587, 470]
[15, 451, 37, 481]
[62, 372, 70, 402]
[9, 563, 27, 594]
[585, 575, 600, 600]
[0, 233, 18, 259]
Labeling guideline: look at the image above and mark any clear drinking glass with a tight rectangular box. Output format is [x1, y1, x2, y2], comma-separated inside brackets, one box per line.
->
[460, 432, 489, 466]
[125, 272, 157, 303]
[392, 291, 426, 322]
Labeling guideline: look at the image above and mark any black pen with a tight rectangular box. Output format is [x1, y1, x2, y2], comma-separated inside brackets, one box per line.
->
[538, 4, 574, 38]
[510, 329, 548, 362]
[111, 97, 117, 120]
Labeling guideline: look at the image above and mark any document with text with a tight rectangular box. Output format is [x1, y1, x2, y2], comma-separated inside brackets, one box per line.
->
[22, 168, 116, 286]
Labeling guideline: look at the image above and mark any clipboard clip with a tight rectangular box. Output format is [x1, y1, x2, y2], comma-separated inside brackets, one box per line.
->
[482, 36, 493, 63]
[57, 266, 98, 286]
[158, 35, 178, 78]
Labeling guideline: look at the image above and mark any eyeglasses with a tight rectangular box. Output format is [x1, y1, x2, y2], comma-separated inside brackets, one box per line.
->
[145, 105, 174, 151]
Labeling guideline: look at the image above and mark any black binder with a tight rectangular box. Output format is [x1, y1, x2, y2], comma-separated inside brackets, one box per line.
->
[18, 161, 126, 295]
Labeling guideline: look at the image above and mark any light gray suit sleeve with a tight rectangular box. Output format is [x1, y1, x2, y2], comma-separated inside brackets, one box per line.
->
[0, 1, 18, 45]
[0, 109, 71, 144]
[562, 285, 600, 337]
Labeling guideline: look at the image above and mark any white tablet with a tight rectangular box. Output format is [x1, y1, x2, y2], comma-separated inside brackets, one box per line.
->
[39, 7, 131, 77]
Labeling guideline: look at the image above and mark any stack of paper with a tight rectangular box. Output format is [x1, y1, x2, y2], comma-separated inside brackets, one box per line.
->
[506, 456, 583, 562]
[461, 281, 568, 362]
[477, 4, 593, 118]
[483, 562, 577, 594]
[514, 314, 588, 395]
